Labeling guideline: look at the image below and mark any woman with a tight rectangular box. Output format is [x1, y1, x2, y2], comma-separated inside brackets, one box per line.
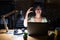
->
[24, 3, 48, 27]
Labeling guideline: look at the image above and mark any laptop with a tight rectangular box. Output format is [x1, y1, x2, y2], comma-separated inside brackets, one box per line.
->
[27, 22, 50, 36]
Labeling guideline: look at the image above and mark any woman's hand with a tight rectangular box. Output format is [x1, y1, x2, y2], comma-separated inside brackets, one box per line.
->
[26, 7, 33, 15]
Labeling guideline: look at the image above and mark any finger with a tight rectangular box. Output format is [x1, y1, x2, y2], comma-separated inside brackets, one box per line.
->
[30, 11, 33, 13]
[28, 7, 33, 10]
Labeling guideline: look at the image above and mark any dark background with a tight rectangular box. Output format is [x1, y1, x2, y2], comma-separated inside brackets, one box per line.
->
[0, 0, 60, 29]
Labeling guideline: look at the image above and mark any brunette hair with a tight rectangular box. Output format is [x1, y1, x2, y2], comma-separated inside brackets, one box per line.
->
[29, 2, 46, 17]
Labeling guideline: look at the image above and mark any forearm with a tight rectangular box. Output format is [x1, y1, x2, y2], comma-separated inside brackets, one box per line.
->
[24, 14, 28, 27]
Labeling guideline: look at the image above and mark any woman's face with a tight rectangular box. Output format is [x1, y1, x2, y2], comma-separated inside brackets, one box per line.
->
[35, 6, 42, 15]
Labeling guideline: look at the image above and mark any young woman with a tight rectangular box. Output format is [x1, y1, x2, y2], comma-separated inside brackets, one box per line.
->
[24, 3, 48, 27]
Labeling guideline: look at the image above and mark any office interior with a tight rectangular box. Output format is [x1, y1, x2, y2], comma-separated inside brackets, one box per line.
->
[0, 0, 60, 40]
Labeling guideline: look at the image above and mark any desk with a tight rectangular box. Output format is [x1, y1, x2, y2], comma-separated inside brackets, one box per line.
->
[0, 34, 47, 40]
[0, 29, 57, 40]
[0, 29, 24, 40]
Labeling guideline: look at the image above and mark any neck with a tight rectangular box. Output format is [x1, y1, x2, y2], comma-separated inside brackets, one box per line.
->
[35, 14, 41, 18]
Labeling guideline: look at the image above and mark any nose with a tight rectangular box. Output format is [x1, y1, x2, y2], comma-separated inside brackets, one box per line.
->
[36, 8, 40, 10]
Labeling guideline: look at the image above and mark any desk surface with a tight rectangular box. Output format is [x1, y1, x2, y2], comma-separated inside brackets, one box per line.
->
[0, 29, 54, 40]
[0, 34, 48, 40]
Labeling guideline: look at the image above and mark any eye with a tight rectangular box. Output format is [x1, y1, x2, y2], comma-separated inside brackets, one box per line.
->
[36, 8, 41, 10]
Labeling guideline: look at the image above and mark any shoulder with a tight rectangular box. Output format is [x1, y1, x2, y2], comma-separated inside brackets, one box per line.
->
[28, 17, 34, 22]
[42, 17, 48, 22]
[43, 17, 47, 20]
